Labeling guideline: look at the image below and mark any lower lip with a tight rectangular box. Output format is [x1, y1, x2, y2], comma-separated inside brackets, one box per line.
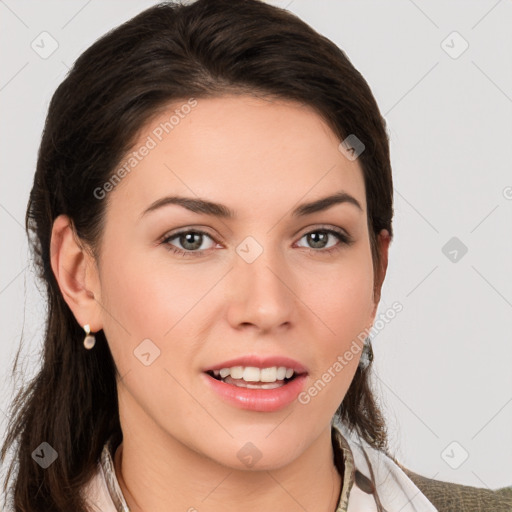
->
[202, 372, 308, 412]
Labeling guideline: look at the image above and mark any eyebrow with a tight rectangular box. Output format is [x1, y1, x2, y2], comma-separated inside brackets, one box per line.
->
[140, 191, 363, 220]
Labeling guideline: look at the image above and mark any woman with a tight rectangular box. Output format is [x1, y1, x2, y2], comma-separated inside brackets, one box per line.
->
[1, 1, 511, 511]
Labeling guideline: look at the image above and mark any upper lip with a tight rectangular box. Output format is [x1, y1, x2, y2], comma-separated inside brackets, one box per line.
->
[203, 355, 308, 374]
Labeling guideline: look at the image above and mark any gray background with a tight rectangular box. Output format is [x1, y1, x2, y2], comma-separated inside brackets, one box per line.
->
[1, 0, 511, 492]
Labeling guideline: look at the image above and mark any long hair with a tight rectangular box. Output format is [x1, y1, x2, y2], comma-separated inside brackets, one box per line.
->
[1, 1, 394, 510]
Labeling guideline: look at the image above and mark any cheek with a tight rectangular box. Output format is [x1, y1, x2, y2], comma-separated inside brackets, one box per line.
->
[295, 252, 375, 419]
[100, 245, 195, 335]
[98, 244, 220, 372]
[102, 261, 167, 335]
[306, 249, 375, 339]
[332, 267, 373, 330]
[95, 243, 171, 370]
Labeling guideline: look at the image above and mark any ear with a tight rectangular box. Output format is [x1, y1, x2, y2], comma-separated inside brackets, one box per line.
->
[369, 229, 391, 324]
[50, 214, 103, 333]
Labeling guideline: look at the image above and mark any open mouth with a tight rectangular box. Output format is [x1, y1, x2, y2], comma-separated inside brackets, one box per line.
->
[205, 370, 300, 389]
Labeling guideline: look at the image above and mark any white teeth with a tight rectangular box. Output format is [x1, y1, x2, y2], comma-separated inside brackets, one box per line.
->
[230, 366, 244, 379]
[276, 367, 286, 380]
[232, 380, 284, 389]
[260, 367, 277, 382]
[243, 367, 262, 382]
[211, 365, 297, 383]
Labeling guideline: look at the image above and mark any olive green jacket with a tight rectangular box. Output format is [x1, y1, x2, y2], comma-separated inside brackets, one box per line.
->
[332, 418, 512, 511]
[402, 466, 512, 512]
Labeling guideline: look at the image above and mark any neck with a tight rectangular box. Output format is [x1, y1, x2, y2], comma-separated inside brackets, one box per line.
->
[115, 442, 342, 512]
[113, 398, 343, 512]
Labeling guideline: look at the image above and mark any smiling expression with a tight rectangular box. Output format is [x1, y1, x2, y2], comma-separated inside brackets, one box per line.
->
[90, 94, 382, 469]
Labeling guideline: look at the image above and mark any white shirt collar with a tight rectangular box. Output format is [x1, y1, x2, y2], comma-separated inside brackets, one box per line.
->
[332, 416, 438, 511]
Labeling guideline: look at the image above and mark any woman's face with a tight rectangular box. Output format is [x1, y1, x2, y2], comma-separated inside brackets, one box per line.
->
[90, 94, 387, 469]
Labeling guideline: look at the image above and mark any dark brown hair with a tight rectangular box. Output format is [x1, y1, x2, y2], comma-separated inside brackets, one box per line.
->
[1, 1, 393, 510]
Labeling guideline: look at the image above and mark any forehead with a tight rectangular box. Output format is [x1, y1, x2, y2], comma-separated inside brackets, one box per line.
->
[106, 94, 367, 221]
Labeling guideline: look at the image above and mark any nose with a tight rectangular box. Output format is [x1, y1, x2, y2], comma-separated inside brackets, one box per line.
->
[225, 243, 295, 333]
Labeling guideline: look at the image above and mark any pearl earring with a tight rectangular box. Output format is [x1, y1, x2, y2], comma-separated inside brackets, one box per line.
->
[83, 324, 96, 350]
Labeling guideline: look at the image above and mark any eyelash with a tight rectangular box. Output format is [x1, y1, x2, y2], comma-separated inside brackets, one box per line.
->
[159, 226, 353, 258]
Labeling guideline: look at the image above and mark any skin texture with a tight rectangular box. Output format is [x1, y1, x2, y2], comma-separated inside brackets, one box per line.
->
[50, 94, 390, 512]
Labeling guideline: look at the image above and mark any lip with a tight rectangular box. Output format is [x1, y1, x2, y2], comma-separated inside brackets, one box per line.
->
[202, 355, 308, 374]
[202, 372, 308, 412]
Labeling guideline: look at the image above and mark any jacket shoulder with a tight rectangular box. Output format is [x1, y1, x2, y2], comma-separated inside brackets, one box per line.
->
[400, 465, 512, 512]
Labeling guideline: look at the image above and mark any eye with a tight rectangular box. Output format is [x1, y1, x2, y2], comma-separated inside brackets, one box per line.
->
[161, 229, 217, 258]
[295, 227, 353, 255]
[159, 226, 353, 258]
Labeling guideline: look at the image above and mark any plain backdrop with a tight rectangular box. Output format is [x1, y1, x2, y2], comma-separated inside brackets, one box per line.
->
[1, 0, 511, 493]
